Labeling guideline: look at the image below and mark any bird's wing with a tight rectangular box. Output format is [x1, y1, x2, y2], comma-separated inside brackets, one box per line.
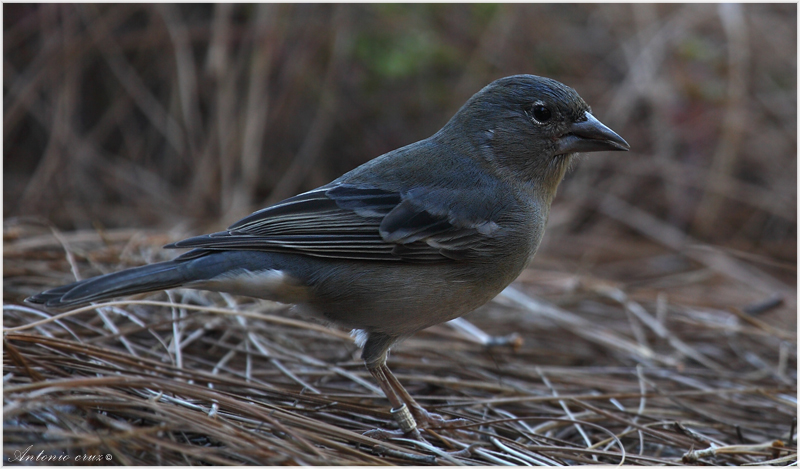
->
[166, 184, 503, 262]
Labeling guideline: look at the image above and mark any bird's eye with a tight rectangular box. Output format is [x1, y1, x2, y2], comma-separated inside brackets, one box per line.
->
[532, 104, 552, 123]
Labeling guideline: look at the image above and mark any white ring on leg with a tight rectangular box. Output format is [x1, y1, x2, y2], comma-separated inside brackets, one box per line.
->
[390, 403, 417, 433]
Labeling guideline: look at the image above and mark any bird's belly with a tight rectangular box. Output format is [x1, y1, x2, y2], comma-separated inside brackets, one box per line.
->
[304, 259, 524, 337]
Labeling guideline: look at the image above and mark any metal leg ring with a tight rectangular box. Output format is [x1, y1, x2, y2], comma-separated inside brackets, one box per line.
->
[390, 403, 417, 433]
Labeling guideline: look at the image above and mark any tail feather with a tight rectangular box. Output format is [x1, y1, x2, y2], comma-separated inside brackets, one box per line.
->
[26, 260, 187, 309]
[26, 250, 295, 309]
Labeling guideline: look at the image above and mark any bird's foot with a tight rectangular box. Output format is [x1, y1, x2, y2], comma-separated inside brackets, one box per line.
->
[363, 426, 422, 441]
[413, 409, 471, 430]
[364, 405, 422, 439]
[364, 404, 471, 440]
[406, 403, 471, 430]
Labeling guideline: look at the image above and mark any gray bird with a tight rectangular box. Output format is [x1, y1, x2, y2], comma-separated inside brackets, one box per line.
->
[27, 74, 629, 435]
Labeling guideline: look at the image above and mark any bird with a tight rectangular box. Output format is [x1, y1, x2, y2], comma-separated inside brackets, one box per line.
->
[27, 74, 629, 436]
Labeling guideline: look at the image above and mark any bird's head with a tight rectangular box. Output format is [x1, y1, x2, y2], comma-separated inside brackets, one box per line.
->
[439, 74, 629, 198]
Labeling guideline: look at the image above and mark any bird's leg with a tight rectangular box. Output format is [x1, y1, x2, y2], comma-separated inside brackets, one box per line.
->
[360, 333, 422, 438]
[367, 364, 421, 437]
[361, 332, 468, 438]
[378, 362, 470, 429]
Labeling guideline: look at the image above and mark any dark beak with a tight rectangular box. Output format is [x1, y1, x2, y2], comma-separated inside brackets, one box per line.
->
[556, 112, 630, 155]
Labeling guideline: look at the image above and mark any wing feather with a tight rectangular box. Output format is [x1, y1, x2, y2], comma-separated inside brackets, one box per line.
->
[166, 183, 503, 262]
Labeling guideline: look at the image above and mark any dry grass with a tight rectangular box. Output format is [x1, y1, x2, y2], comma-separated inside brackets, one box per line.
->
[3, 220, 795, 465]
[3, 3, 796, 466]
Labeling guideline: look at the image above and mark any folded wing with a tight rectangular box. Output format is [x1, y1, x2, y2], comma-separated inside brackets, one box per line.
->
[167, 184, 502, 262]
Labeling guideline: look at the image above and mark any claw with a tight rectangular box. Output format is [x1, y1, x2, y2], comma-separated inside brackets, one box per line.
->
[411, 407, 471, 430]
[364, 426, 422, 440]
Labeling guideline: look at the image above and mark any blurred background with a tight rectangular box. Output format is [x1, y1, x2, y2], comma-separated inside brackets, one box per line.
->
[4, 3, 796, 286]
